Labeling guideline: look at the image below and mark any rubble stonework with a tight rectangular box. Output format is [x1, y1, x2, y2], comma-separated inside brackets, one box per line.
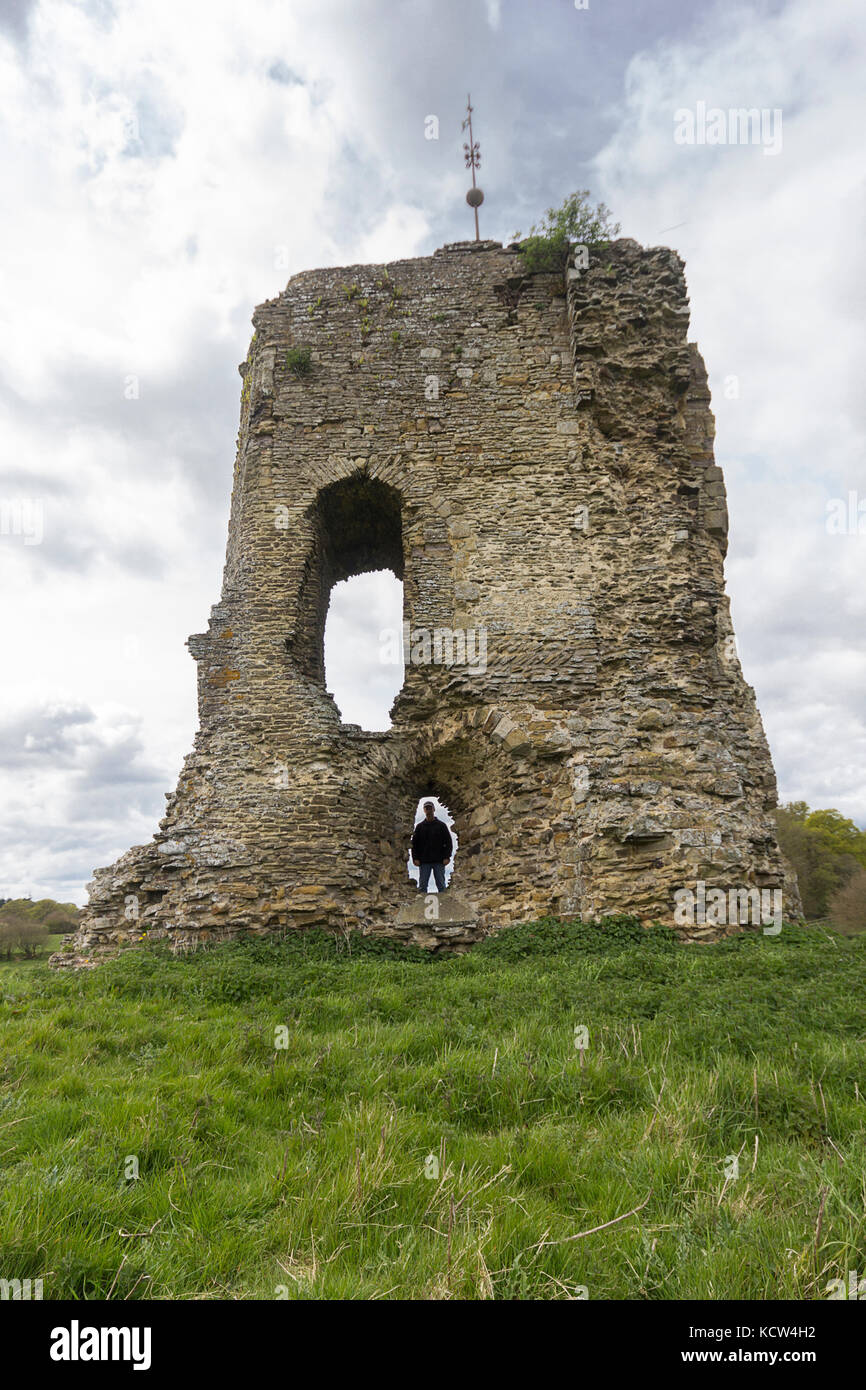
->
[58, 236, 800, 963]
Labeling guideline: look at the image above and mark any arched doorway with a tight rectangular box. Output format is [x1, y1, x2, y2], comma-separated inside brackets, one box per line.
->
[406, 795, 459, 891]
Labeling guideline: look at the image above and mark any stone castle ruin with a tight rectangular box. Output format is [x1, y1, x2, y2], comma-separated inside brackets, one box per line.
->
[62, 236, 799, 961]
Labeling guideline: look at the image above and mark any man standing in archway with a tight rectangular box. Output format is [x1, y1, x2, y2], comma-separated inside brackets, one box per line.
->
[411, 801, 453, 893]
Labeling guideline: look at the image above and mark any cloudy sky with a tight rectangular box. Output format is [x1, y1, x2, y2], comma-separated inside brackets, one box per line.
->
[1, 0, 863, 905]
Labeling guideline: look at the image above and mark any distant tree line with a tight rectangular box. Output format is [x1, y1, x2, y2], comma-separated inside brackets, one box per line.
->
[0, 898, 81, 961]
[774, 803, 866, 932]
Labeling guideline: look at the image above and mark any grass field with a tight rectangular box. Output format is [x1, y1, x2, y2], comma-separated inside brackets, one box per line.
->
[1, 917, 864, 1300]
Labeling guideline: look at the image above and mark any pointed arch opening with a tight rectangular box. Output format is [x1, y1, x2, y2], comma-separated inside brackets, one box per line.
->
[291, 474, 406, 727]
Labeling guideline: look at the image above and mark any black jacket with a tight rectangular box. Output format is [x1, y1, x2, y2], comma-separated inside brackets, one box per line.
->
[411, 816, 453, 862]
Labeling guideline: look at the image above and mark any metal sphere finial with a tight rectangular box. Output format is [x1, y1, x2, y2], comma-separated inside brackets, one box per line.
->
[460, 94, 483, 240]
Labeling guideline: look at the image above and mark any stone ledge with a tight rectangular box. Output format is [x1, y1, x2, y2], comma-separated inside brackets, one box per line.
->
[394, 890, 477, 928]
[385, 891, 483, 952]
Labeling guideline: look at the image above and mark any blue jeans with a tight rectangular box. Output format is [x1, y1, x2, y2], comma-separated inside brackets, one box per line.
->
[418, 862, 447, 892]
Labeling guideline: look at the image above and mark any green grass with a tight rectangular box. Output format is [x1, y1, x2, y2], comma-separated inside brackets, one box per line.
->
[1, 917, 864, 1300]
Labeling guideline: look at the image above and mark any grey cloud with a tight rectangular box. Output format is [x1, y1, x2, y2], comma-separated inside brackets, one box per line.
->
[267, 61, 304, 86]
[0, 704, 96, 767]
[1, 501, 168, 579]
[129, 83, 186, 160]
[296, 0, 706, 253]
[0, 0, 37, 44]
[0, 816, 146, 903]
[0, 338, 242, 577]
[0, 466, 73, 497]
[0, 702, 173, 899]
[0, 702, 168, 788]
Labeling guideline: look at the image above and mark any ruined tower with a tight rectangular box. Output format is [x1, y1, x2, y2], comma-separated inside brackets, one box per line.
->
[66, 236, 799, 959]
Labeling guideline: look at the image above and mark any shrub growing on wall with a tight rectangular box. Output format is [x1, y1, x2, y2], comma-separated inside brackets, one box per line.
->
[513, 190, 621, 273]
[285, 346, 313, 378]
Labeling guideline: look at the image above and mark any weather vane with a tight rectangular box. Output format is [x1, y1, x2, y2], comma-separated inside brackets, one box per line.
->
[462, 93, 483, 241]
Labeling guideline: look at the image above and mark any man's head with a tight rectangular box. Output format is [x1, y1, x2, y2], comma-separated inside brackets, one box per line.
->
[423, 801, 435, 819]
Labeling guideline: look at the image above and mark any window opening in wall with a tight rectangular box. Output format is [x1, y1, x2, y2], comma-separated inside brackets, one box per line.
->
[324, 569, 404, 729]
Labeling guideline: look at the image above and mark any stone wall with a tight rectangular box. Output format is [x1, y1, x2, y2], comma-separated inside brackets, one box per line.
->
[59, 236, 800, 961]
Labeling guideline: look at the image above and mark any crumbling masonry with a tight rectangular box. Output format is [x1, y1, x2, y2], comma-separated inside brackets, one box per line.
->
[62, 236, 800, 960]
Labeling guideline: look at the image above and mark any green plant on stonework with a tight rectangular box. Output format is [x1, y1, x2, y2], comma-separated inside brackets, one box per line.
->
[391, 330, 401, 346]
[285, 346, 313, 378]
[343, 283, 359, 300]
[513, 190, 621, 273]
